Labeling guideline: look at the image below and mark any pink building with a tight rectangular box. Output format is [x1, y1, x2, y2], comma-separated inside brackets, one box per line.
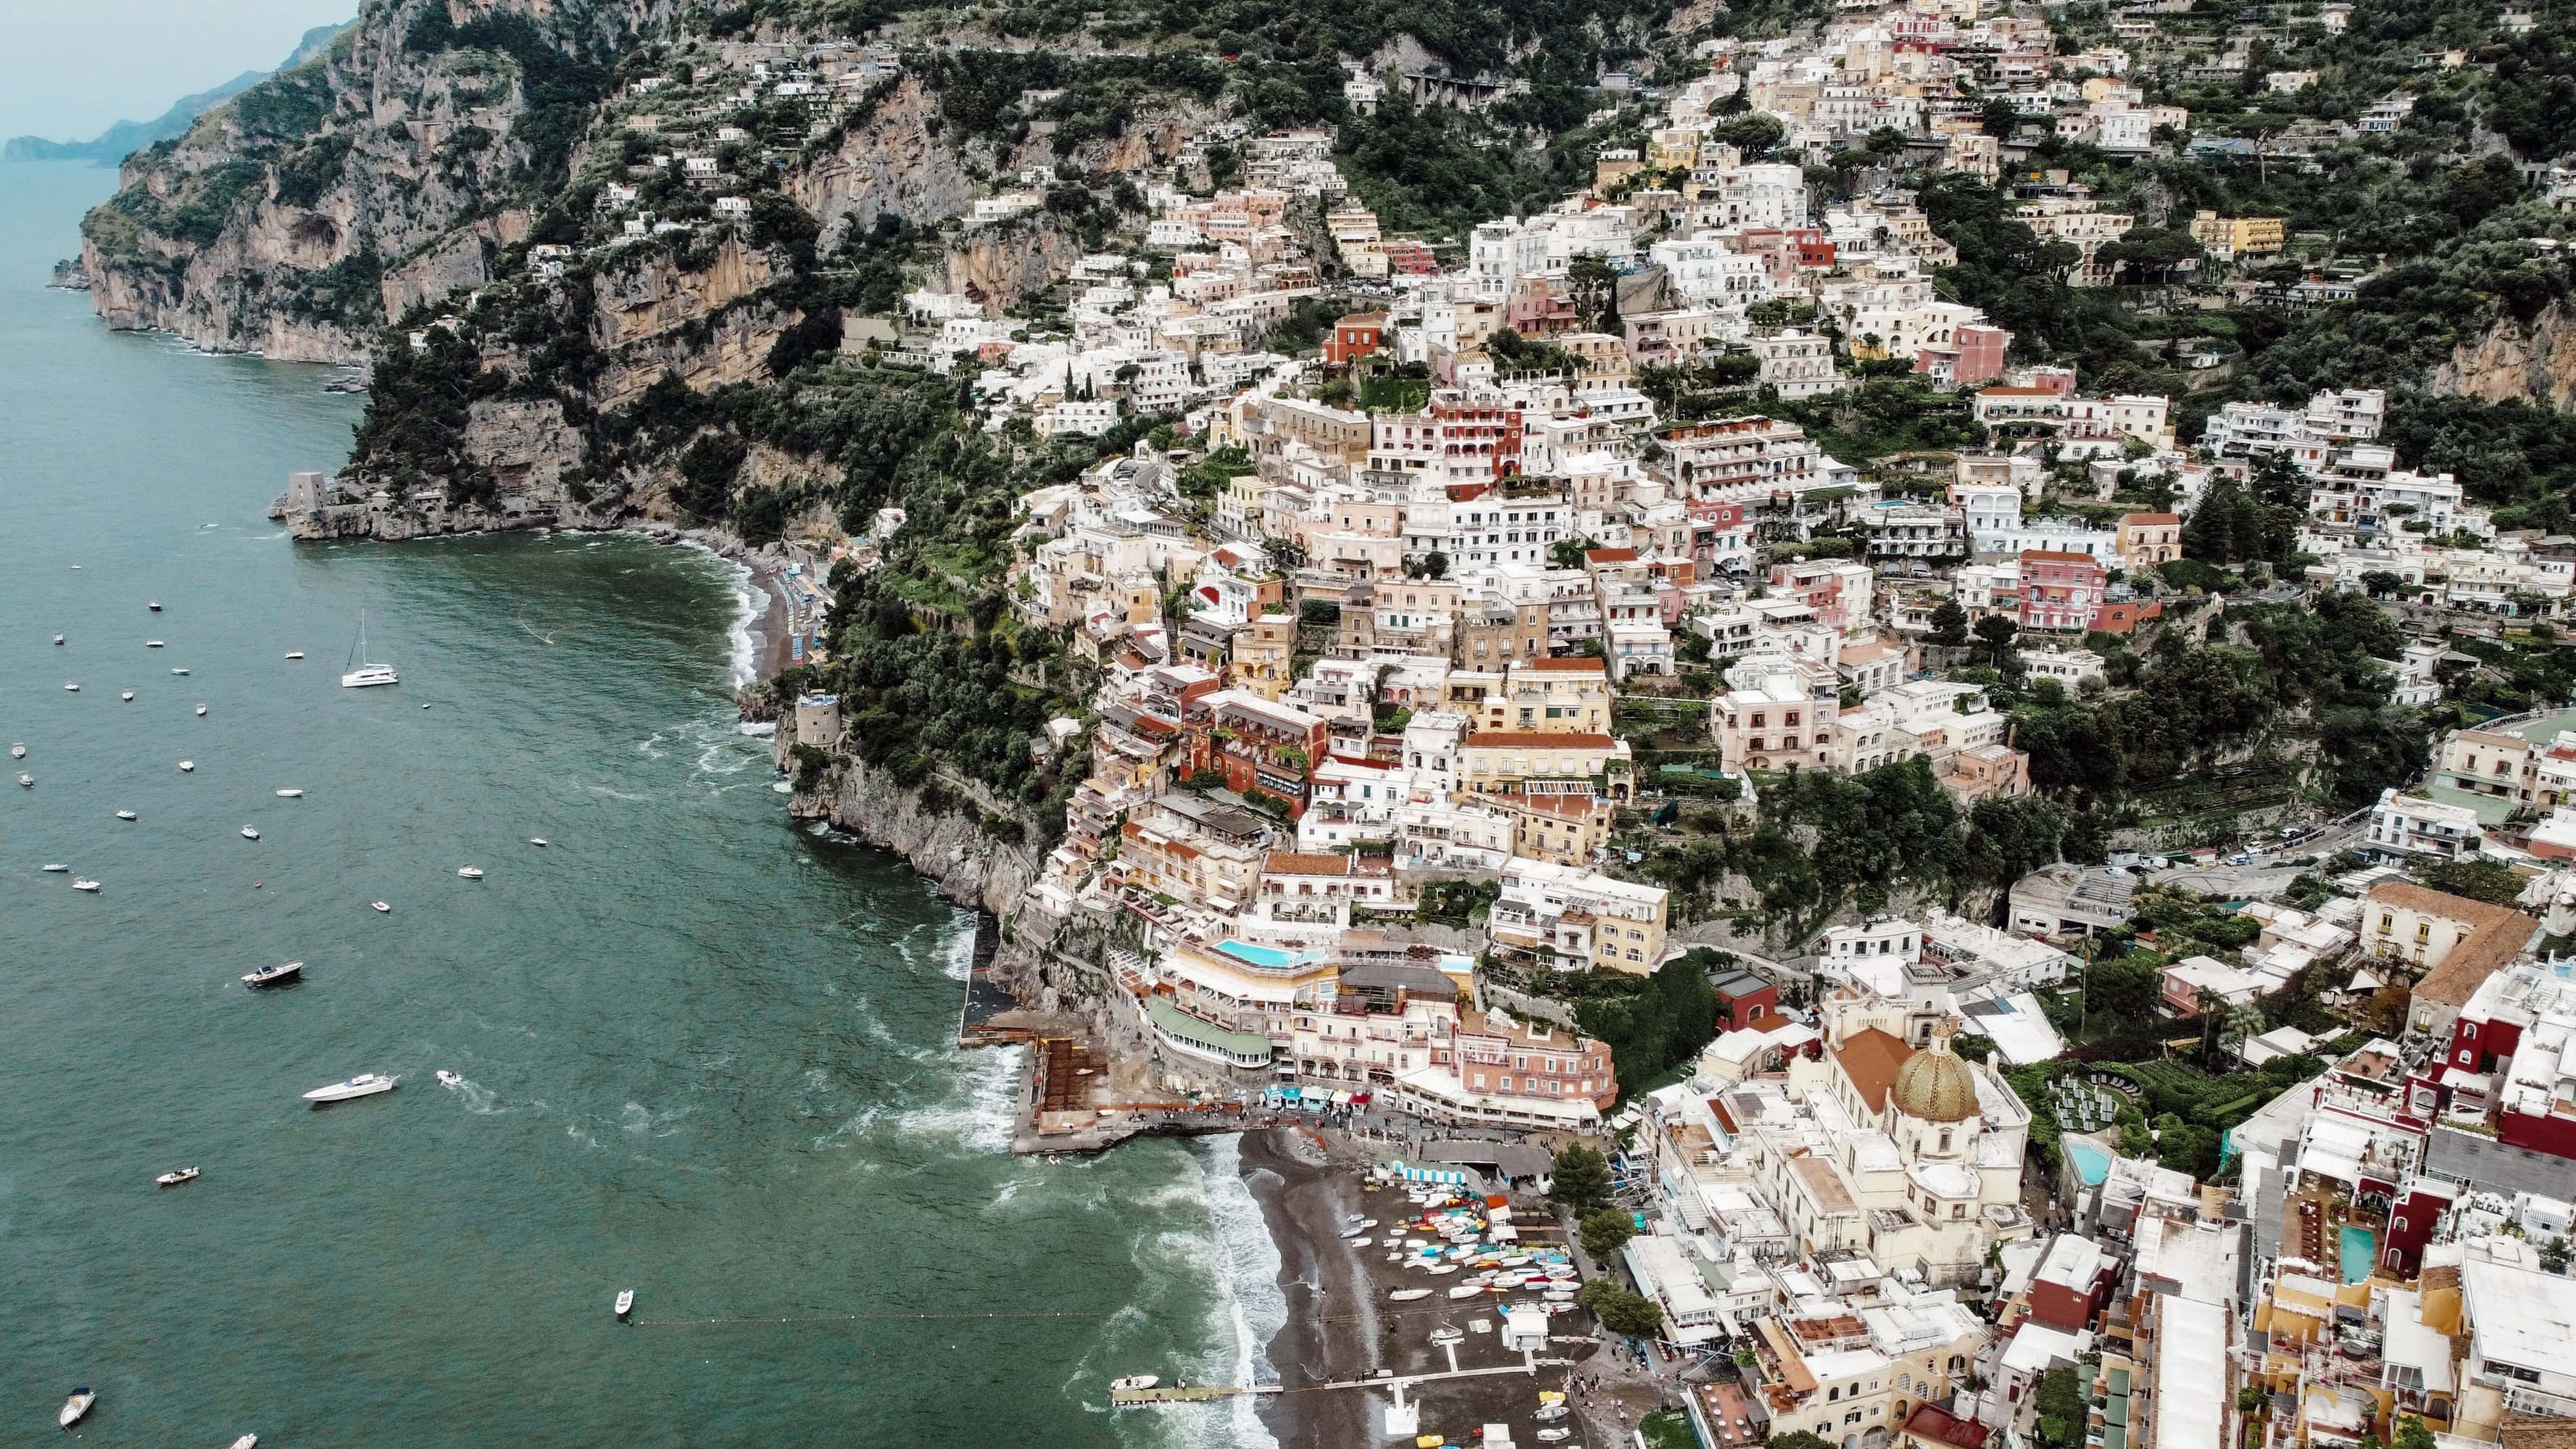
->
[2018, 550, 2106, 631]
[1916, 323, 2012, 388]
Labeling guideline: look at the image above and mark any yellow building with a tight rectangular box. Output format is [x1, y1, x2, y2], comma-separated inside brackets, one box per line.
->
[2186, 209, 2286, 260]
[1461, 730, 1629, 797]
[1494, 789, 1614, 867]
[1228, 613, 1296, 702]
[1482, 657, 1614, 734]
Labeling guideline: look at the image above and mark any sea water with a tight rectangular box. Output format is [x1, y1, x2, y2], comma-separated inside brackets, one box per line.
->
[0, 159, 1269, 1448]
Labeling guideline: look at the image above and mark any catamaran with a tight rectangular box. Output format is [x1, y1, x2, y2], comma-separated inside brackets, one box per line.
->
[341, 613, 397, 689]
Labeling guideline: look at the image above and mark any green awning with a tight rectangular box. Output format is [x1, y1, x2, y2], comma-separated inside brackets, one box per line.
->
[1147, 998, 1272, 1059]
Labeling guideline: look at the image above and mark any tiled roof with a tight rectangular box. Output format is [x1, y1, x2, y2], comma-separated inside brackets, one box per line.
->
[1464, 731, 1616, 749]
[2365, 881, 2540, 1006]
[1833, 1026, 1914, 1115]
[1264, 851, 1353, 876]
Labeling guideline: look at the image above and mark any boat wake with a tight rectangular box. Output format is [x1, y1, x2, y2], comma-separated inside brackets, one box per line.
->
[439, 1073, 504, 1114]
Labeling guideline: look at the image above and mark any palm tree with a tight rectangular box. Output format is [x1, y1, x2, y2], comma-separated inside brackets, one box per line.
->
[2219, 1002, 2267, 1063]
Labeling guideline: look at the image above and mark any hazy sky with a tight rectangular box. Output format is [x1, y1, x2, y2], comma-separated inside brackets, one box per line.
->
[0, 1, 356, 142]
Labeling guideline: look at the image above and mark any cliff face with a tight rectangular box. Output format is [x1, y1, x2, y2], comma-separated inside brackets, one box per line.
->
[2435, 299, 2576, 412]
[80, 0, 678, 363]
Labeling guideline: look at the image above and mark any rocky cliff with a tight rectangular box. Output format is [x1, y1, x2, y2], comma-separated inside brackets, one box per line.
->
[2435, 298, 2576, 412]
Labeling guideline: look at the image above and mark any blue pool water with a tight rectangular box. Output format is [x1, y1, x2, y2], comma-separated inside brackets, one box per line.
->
[1218, 939, 1297, 968]
[2068, 1140, 2112, 1186]
[2340, 1226, 2376, 1284]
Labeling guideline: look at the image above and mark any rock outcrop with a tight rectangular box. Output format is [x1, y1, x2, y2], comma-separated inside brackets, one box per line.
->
[2435, 299, 2576, 412]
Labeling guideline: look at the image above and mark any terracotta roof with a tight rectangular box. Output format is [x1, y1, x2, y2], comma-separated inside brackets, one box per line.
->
[1500, 792, 1608, 819]
[1584, 547, 1641, 562]
[1464, 731, 1616, 750]
[2020, 549, 2105, 566]
[1263, 851, 1353, 876]
[2367, 881, 2540, 1006]
[2121, 512, 2181, 526]
[1522, 657, 1609, 673]
[1832, 1026, 1915, 1116]
[1903, 1404, 1993, 1448]
[1978, 386, 2060, 396]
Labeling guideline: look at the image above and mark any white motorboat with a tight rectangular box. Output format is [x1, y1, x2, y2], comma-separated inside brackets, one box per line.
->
[42, 863, 67, 873]
[63, 682, 78, 692]
[1347, 1237, 1373, 1248]
[340, 613, 397, 689]
[241, 826, 261, 840]
[146, 640, 163, 648]
[179, 760, 194, 772]
[1110, 1375, 1159, 1392]
[1534, 1405, 1570, 1423]
[58, 1387, 96, 1429]
[121, 691, 135, 702]
[371, 901, 391, 913]
[72, 879, 101, 892]
[302, 1074, 396, 1104]
[276, 789, 304, 798]
[529, 836, 549, 847]
[116, 810, 136, 821]
[9, 743, 22, 758]
[228, 1437, 259, 1449]
[615, 1290, 636, 1319]
[15, 773, 30, 788]
[1535, 1430, 1571, 1442]
[196, 705, 207, 716]
[435, 1070, 462, 1087]
[156, 1166, 200, 1188]
[1429, 1326, 1465, 1345]
[53, 634, 65, 645]
[241, 961, 302, 988]
[1447, 1284, 1487, 1300]
[1389, 1288, 1433, 1302]
[148, 600, 162, 612]
[286, 651, 304, 660]
[457, 866, 484, 879]
[172, 668, 188, 676]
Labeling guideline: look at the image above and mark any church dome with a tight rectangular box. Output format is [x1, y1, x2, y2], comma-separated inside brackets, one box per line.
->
[1890, 1043, 1979, 1124]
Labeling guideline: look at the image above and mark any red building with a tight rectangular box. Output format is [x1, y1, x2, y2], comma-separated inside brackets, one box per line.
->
[1184, 689, 1331, 815]
[1382, 239, 1439, 276]
[1916, 323, 2011, 388]
[1711, 969, 1778, 1032]
[1324, 311, 1387, 366]
[2018, 550, 2106, 631]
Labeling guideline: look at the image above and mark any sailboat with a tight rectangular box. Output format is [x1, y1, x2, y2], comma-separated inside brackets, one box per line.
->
[341, 613, 398, 689]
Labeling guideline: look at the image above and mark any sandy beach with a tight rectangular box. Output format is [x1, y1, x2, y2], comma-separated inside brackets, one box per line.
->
[1242, 1128, 1613, 1448]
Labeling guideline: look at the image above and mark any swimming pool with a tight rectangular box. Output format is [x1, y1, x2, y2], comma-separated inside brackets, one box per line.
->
[1217, 938, 1297, 968]
[2340, 1225, 2377, 1284]
[2067, 1140, 2112, 1187]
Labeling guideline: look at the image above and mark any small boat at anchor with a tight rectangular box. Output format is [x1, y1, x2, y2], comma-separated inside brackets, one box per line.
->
[63, 682, 78, 692]
[341, 613, 396, 689]
[241, 826, 261, 840]
[53, 634, 65, 645]
[276, 789, 303, 798]
[58, 1387, 96, 1429]
[147, 600, 162, 612]
[42, 864, 67, 873]
[116, 810, 136, 821]
[371, 900, 391, 913]
[457, 867, 484, 879]
[9, 743, 22, 758]
[302, 1074, 396, 1104]
[241, 961, 302, 987]
[120, 691, 134, 702]
[156, 1166, 200, 1188]
[178, 760, 194, 772]
[1110, 1375, 1160, 1392]
[15, 773, 30, 788]
[528, 837, 549, 847]
[615, 1290, 636, 1319]
[146, 640, 164, 648]
[286, 652, 304, 660]
[196, 705, 207, 715]
[228, 1437, 259, 1449]
[72, 879, 101, 892]
[172, 668, 188, 676]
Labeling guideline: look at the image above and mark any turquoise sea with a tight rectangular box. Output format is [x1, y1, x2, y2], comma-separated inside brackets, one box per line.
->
[0, 160, 1281, 1448]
